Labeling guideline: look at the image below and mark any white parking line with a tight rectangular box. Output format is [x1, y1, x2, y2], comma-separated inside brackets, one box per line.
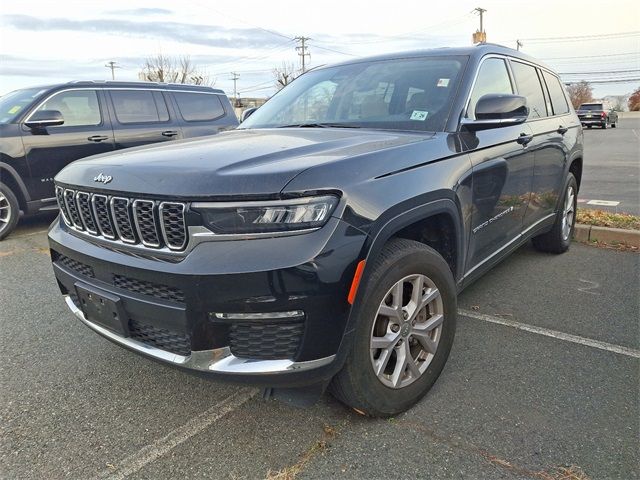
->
[459, 309, 640, 359]
[97, 388, 258, 479]
[586, 200, 620, 207]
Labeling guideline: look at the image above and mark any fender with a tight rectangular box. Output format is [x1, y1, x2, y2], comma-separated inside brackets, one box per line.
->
[0, 161, 30, 202]
[334, 195, 464, 353]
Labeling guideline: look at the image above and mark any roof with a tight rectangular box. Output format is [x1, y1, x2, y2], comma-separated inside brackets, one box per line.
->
[16, 80, 226, 94]
[320, 43, 554, 74]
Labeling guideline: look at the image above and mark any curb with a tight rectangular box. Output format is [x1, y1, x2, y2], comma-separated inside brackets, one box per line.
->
[574, 224, 640, 247]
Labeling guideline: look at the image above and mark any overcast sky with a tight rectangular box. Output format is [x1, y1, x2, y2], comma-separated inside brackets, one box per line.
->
[1, 0, 639, 99]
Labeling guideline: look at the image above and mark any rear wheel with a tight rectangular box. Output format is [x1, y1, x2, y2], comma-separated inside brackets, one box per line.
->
[612, 121, 617, 128]
[532, 173, 577, 254]
[602, 121, 607, 129]
[331, 239, 456, 417]
[0, 182, 20, 241]
[586, 125, 592, 129]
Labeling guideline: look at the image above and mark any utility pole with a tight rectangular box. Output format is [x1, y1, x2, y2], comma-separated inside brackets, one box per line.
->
[516, 39, 523, 51]
[104, 61, 121, 80]
[295, 36, 311, 73]
[472, 7, 487, 44]
[230, 72, 240, 106]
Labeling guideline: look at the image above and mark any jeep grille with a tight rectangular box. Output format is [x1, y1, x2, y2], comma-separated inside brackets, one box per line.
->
[55, 186, 188, 251]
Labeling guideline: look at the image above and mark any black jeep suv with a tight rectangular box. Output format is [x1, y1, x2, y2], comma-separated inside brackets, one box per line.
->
[48, 45, 583, 416]
[0, 81, 237, 239]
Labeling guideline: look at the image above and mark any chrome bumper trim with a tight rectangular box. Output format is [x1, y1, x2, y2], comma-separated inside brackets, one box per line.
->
[64, 295, 335, 374]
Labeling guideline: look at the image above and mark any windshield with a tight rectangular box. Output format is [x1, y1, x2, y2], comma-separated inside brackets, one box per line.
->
[578, 103, 603, 111]
[241, 56, 466, 133]
[0, 87, 48, 124]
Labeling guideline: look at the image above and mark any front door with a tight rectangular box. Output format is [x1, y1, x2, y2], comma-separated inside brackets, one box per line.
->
[463, 57, 535, 273]
[21, 89, 114, 200]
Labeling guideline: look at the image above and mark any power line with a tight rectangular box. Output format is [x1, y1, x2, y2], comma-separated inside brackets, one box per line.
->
[309, 44, 357, 57]
[522, 31, 640, 43]
[542, 51, 640, 60]
[558, 68, 640, 75]
[564, 78, 640, 84]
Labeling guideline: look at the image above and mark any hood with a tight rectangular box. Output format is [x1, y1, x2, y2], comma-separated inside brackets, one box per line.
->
[55, 128, 431, 198]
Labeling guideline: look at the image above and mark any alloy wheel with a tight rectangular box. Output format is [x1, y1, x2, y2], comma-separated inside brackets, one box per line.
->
[370, 274, 444, 389]
[0, 192, 11, 234]
[561, 185, 575, 241]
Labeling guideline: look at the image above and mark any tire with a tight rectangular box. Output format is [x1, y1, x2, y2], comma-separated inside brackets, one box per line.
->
[612, 122, 617, 128]
[330, 239, 457, 417]
[602, 122, 607, 129]
[587, 125, 592, 129]
[532, 173, 577, 254]
[0, 182, 20, 241]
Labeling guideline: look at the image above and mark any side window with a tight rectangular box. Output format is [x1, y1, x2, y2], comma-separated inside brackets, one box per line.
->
[111, 90, 168, 124]
[467, 58, 513, 119]
[542, 71, 569, 115]
[35, 90, 101, 127]
[173, 92, 225, 122]
[510, 61, 548, 119]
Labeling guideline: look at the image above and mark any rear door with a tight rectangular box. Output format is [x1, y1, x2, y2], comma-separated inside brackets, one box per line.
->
[21, 89, 114, 200]
[108, 89, 182, 149]
[509, 61, 568, 229]
[465, 57, 535, 273]
[169, 91, 235, 139]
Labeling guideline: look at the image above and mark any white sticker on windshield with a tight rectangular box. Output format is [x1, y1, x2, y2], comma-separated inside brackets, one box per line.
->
[437, 78, 450, 87]
[410, 110, 428, 121]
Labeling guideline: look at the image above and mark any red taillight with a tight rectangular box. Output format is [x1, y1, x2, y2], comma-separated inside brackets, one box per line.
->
[601, 112, 606, 118]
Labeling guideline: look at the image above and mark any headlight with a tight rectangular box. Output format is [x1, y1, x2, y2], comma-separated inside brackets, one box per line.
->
[192, 195, 339, 235]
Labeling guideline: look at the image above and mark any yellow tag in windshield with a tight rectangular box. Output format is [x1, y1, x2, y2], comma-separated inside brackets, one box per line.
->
[8, 106, 21, 114]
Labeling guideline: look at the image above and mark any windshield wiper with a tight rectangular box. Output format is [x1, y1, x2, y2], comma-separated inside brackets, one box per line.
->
[277, 123, 360, 129]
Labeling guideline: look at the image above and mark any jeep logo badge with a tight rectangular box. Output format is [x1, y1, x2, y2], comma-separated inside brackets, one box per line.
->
[93, 173, 112, 184]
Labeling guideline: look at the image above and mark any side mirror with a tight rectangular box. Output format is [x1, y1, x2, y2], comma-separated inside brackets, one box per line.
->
[240, 107, 258, 123]
[24, 110, 64, 128]
[461, 94, 529, 130]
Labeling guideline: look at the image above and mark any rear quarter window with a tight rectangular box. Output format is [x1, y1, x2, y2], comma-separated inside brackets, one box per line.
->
[173, 92, 225, 122]
[542, 71, 569, 115]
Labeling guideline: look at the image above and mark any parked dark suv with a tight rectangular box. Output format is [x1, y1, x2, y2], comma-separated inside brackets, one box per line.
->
[0, 81, 237, 239]
[576, 102, 618, 129]
[48, 45, 583, 416]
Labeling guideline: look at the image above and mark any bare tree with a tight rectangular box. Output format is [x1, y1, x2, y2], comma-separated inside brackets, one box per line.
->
[273, 62, 298, 91]
[628, 87, 640, 111]
[139, 54, 215, 86]
[566, 81, 593, 109]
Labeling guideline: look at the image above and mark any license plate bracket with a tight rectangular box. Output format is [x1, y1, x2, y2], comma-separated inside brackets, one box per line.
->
[75, 283, 129, 336]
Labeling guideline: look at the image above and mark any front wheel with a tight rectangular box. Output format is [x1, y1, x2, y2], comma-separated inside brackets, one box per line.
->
[532, 173, 578, 254]
[330, 239, 456, 417]
[0, 182, 20, 241]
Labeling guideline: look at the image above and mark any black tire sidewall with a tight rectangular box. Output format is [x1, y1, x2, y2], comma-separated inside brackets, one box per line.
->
[0, 182, 19, 240]
[346, 242, 456, 415]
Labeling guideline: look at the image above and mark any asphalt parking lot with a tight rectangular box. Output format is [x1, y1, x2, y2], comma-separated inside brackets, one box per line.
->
[580, 116, 640, 215]
[1, 218, 638, 480]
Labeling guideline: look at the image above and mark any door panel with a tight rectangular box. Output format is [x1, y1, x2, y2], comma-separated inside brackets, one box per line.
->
[21, 89, 114, 200]
[522, 119, 568, 227]
[465, 124, 535, 272]
[108, 90, 182, 149]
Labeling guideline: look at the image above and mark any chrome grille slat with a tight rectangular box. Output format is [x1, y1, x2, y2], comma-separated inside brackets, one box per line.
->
[55, 186, 72, 226]
[91, 194, 116, 239]
[76, 191, 98, 235]
[132, 200, 161, 247]
[110, 197, 137, 244]
[64, 189, 84, 230]
[159, 202, 187, 250]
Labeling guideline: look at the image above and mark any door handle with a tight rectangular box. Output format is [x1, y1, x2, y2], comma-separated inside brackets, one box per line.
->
[557, 126, 568, 135]
[516, 133, 533, 146]
[161, 130, 179, 137]
[87, 135, 109, 142]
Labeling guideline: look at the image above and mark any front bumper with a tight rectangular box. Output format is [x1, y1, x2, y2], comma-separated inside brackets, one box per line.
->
[49, 215, 367, 387]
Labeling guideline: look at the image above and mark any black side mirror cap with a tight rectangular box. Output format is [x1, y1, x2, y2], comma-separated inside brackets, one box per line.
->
[461, 94, 529, 131]
[240, 107, 258, 123]
[24, 109, 65, 128]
